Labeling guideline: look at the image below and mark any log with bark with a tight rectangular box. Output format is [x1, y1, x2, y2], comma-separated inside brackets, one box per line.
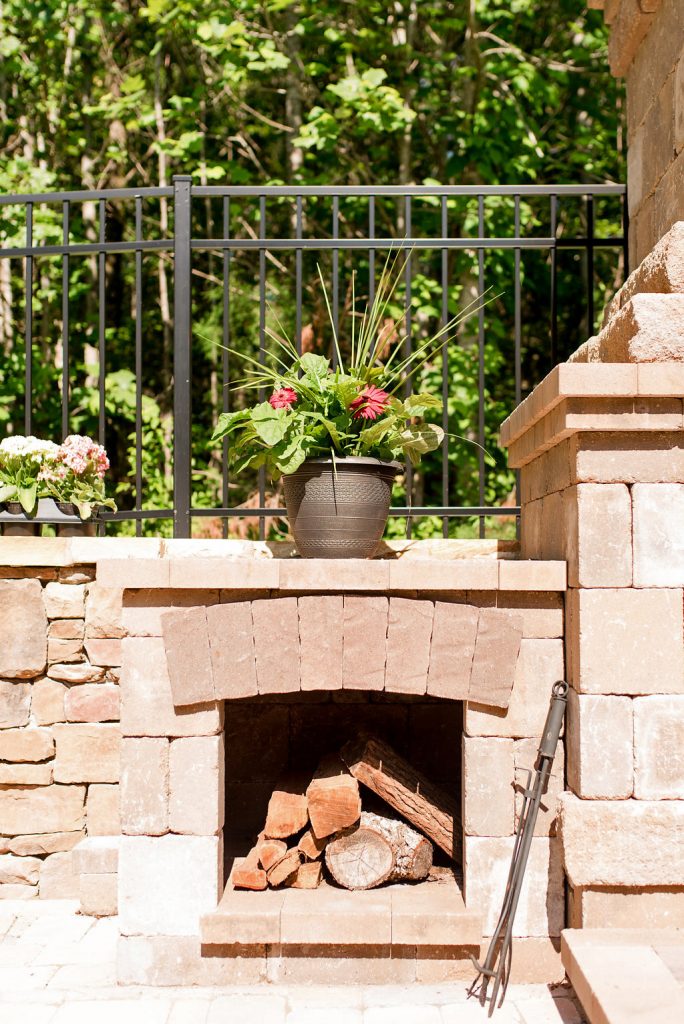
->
[306, 755, 361, 839]
[325, 811, 433, 891]
[341, 734, 461, 860]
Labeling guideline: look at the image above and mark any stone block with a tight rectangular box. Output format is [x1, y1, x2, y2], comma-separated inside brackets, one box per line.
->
[0, 680, 30, 728]
[0, 579, 47, 677]
[39, 850, 78, 899]
[279, 887, 392, 945]
[86, 784, 120, 836]
[117, 933, 266, 986]
[31, 678, 67, 725]
[168, 558, 278, 590]
[597, 294, 684, 362]
[514, 738, 564, 837]
[121, 737, 169, 835]
[385, 598, 433, 695]
[389, 558, 498, 590]
[608, 0, 656, 76]
[52, 723, 121, 783]
[161, 606, 215, 707]
[85, 584, 124, 639]
[655, 147, 684, 242]
[80, 872, 118, 916]
[96, 558, 170, 589]
[49, 619, 85, 640]
[118, 834, 222, 936]
[0, 784, 85, 835]
[169, 735, 225, 835]
[427, 601, 478, 700]
[43, 581, 85, 619]
[47, 637, 84, 664]
[498, 561, 567, 591]
[252, 597, 299, 695]
[572, 886, 684, 929]
[0, 726, 54, 762]
[72, 836, 120, 874]
[466, 639, 564, 738]
[207, 601, 258, 699]
[566, 588, 684, 695]
[8, 831, 84, 856]
[121, 637, 222, 737]
[463, 736, 515, 836]
[633, 483, 684, 585]
[0, 854, 42, 884]
[634, 695, 684, 798]
[121, 589, 219, 637]
[201, 888, 285, 945]
[469, 608, 524, 708]
[48, 662, 105, 683]
[497, 593, 564, 639]
[566, 691, 633, 799]
[59, 565, 96, 584]
[612, 222, 684, 313]
[84, 639, 122, 666]
[279, 559, 388, 591]
[575, 430, 684, 485]
[559, 793, 684, 886]
[465, 836, 564, 936]
[342, 596, 388, 691]
[564, 484, 632, 588]
[0, 762, 52, 785]
[298, 595, 344, 691]
[64, 683, 120, 723]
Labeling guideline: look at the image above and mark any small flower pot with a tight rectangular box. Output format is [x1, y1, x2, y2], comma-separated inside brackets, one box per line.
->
[1, 501, 39, 537]
[282, 456, 402, 559]
[52, 501, 98, 538]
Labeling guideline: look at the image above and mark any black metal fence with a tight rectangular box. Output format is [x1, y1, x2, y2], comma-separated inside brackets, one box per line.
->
[0, 179, 627, 539]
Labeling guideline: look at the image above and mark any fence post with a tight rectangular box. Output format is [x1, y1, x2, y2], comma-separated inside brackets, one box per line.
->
[172, 175, 193, 538]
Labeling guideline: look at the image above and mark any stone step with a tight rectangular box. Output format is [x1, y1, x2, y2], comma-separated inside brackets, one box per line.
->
[200, 868, 482, 953]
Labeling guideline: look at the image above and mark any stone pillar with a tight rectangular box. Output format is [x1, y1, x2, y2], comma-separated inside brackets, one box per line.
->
[501, 360, 684, 929]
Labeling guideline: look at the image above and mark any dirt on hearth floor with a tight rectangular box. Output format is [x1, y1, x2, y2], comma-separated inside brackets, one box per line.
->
[0, 900, 586, 1023]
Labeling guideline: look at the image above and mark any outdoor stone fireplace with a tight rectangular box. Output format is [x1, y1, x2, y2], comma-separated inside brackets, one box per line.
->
[103, 552, 566, 986]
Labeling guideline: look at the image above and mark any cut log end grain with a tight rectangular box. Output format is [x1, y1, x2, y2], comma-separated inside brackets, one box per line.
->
[231, 847, 267, 891]
[341, 733, 461, 861]
[325, 824, 395, 890]
[258, 839, 288, 872]
[298, 828, 327, 861]
[264, 776, 309, 839]
[306, 754, 361, 840]
[267, 848, 302, 888]
[362, 811, 433, 882]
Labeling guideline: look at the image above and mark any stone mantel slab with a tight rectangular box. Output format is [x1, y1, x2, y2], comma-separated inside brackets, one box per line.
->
[95, 556, 566, 592]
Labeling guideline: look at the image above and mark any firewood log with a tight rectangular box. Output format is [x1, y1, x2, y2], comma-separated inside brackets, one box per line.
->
[264, 773, 309, 839]
[298, 828, 327, 861]
[288, 862, 323, 889]
[341, 733, 461, 860]
[266, 847, 302, 888]
[306, 755, 361, 840]
[258, 839, 288, 872]
[325, 811, 432, 890]
[231, 846, 267, 891]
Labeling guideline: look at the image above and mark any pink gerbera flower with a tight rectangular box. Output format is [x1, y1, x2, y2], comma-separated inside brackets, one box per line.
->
[269, 387, 298, 411]
[349, 385, 390, 421]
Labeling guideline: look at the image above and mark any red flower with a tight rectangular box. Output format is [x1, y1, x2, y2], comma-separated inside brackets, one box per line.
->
[269, 387, 298, 410]
[349, 385, 390, 421]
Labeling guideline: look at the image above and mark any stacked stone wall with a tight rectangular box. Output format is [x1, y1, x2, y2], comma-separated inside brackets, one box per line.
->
[0, 568, 122, 898]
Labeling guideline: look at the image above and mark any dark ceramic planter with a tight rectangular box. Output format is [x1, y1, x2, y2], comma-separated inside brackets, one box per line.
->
[282, 456, 402, 559]
[1, 501, 39, 536]
[53, 501, 98, 537]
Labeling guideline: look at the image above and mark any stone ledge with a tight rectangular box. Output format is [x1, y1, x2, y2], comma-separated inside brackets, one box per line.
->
[99, 557, 567, 592]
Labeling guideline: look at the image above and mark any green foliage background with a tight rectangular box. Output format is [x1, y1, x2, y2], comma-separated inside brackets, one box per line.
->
[0, 0, 625, 538]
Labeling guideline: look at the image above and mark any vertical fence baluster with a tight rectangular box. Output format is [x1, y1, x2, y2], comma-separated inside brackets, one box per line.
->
[368, 196, 376, 311]
[477, 195, 486, 540]
[98, 200, 106, 448]
[550, 194, 558, 368]
[332, 195, 339, 365]
[61, 201, 70, 439]
[222, 197, 231, 539]
[24, 204, 33, 436]
[135, 196, 143, 538]
[586, 193, 595, 338]
[296, 195, 303, 355]
[172, 175, 193, 538]
[258, 195, 266, 541]
[514, 195, 522, 541]
[441, 195, 449, 538]
[623, 190, 630, 277]
[404, 195, 413, 538]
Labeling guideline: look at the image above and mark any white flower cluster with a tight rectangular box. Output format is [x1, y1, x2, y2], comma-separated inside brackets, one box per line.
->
[0, 435, 60, 463]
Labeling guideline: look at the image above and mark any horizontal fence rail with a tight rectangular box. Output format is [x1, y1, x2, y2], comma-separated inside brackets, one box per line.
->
[0, 178, 627, 540]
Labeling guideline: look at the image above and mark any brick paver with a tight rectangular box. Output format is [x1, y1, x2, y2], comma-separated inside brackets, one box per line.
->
[0, 901, 586, 1023]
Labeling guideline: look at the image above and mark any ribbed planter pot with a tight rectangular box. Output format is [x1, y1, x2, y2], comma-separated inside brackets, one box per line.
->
[1, 501, 39, 537]
[0, 498, 99, 537]
[52, 501, 99, 537]
[282, 456, 402, 559]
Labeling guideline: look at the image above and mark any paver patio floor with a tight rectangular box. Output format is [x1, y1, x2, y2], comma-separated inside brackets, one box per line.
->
[0, 901, 585, 1023]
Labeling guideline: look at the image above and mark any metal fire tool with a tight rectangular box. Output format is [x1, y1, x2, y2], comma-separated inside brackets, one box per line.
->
[467, 679, 569, 1017]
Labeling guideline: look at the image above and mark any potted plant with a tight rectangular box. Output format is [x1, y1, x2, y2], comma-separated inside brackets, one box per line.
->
[0, 436, 61, 535]
[37, 435, 116, 535]
[212, 252, 484, 558]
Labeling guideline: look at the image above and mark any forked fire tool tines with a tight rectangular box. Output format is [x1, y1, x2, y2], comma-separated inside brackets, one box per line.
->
[467, 679, 569, 1018]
